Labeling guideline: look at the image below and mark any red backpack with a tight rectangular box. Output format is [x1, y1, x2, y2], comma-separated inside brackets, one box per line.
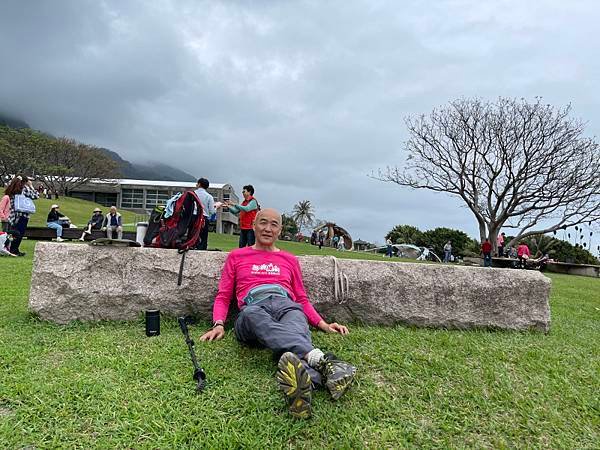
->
[145, 191, 205, 252]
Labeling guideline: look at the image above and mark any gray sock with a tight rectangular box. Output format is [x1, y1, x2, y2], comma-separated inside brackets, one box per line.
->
[306, 348, 325, 368]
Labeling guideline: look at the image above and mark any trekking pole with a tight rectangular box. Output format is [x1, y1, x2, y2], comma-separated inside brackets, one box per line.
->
[177, 249, 187, 286]
[177, 316, 207, 392]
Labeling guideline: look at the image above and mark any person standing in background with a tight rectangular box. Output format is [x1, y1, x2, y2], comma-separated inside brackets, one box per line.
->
[194, 177, 217, 250]
[497, 232, 506, 257]
[481, 238, 493, 267]
[443, 240, 452, 263]
[517, 241, 531, 269]
[385, 238, 393, 258]
[5, 175, 39, 256]
[227, 185, 259, 248]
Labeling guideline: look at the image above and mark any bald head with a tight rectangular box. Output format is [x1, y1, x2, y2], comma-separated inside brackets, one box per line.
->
[255, 208, 281, 225]
[253, 208, 282, 248]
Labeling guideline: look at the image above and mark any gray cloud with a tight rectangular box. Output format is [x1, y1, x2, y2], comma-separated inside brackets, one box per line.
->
[1, 0, 599, 248]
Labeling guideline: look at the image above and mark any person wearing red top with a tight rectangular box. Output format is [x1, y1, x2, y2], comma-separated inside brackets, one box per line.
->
[227, 184, 259, 248]
[481, 238, 493, 267]
[497, 232, 506, 257]
[517, 242, 531, 268]
[200, 208, 356, 419]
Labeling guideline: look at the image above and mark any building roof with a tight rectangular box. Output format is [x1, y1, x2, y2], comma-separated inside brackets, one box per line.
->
[88, 178, 229, 189]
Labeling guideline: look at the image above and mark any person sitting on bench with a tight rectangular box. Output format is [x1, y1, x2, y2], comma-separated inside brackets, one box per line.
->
[46, 204, 66, 242]
[79, 207, 104, 241]
[200, 207, 356, 419]
[102, 206, 123, 240]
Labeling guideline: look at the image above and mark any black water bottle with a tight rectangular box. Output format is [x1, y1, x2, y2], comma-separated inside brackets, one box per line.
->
[145, 310, 160, 337]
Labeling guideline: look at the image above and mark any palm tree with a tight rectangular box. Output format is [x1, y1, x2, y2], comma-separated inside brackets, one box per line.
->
[291, 200, 315, 233]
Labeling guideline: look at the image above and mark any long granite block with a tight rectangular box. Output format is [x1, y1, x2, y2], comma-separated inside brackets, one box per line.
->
[29, 242, 551, 331]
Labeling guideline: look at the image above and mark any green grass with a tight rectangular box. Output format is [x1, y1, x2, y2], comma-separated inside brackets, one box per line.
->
[1, 241, 599, 448]
[208, 233, 408, 261]
[2, 190, 139, 230]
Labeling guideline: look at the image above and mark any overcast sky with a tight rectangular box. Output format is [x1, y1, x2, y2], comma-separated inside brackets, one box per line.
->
[1, 0, 599, 249]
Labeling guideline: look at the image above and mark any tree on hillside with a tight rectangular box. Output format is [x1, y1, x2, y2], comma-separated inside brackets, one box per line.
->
[35, 138, 120, 195]
[0, 126, 120, 194]
[375, 97, 600, 250]
[386, 224, 424, 245]
[0, 126, 51, 179]
[291, 200, 315, 233]
[0, 135, 15, 183]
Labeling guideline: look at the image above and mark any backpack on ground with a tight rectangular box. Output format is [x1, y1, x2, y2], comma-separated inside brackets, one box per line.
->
[144, 191, 204, 251]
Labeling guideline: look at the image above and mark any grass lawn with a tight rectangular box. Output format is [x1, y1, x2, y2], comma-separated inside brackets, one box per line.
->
[1, 240, 599, 448]
[208, 233, 401, 261]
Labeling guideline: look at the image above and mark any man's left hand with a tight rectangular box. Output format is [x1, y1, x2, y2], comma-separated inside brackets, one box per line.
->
[318, 320, 349, 335]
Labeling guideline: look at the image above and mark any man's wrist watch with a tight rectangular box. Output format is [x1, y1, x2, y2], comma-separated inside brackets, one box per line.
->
[212, 321, 224, 329]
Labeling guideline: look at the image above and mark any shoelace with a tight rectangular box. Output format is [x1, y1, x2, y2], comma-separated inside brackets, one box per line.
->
[318, 358, 335, 376]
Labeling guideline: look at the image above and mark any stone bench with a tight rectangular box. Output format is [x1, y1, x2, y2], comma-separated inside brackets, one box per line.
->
[24, 227, 136, 241]
[29, 242, 551, 332]
[545, 261, 600, 278]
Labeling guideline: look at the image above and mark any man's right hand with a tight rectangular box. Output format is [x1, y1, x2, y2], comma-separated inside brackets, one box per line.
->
[200, 326, 225, 341]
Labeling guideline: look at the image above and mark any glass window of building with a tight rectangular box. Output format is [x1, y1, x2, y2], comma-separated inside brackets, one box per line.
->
[221, 192, 231, 212]
[121, 188, 144, 208]
[145, 189, 171, 208]
[95, 193, 118, 207]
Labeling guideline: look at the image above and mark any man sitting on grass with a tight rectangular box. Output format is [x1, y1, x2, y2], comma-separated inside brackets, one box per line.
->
[200, 208, 356, 419]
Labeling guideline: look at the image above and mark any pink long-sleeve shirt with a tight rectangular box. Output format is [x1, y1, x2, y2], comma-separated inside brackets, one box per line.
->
[0, 195, 10, 222]
[212, 247, 323, 327]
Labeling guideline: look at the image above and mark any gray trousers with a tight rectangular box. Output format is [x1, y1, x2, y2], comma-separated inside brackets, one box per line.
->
[234, 295, 322, 385]
[106, 225, 122, 240]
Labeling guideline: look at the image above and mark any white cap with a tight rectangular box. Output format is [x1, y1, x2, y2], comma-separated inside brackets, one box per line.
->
[51, 204, 59, 209]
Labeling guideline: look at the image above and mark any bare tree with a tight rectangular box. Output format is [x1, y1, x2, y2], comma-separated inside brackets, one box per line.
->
[375, 97, 600, 249]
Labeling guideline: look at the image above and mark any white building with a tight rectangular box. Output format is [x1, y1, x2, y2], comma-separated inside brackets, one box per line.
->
[69, 178, 239, 234]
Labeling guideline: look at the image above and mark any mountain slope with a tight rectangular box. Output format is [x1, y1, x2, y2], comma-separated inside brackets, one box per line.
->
[0, 113, 30, 129]
[98, 148, 196, 181]
[0, 112, 196, 182]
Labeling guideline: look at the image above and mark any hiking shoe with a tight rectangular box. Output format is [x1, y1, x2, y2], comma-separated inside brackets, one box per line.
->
[318, 353, 357, 400]
[276, 352, 312, 419]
